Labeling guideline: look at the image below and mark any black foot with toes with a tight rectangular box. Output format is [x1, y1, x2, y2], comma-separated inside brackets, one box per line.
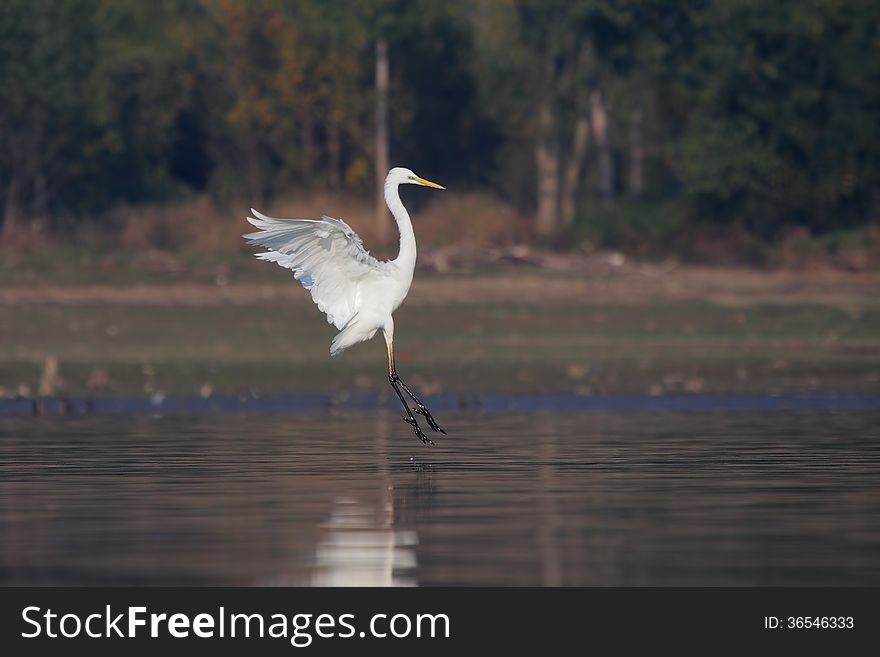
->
[414, 406, 446, 434]
[390, 373, 439, 445]
[393, 374, 446, 435]
[403, 415, 434, 445]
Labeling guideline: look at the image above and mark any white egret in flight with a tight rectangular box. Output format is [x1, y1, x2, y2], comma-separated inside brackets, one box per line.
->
[243, 167, 446, 444]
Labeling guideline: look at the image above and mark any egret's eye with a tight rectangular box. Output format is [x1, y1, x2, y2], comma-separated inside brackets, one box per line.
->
[408, 175, 416, 180]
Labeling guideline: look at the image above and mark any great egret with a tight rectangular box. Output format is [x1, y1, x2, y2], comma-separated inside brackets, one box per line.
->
[243, 167, 446, 445]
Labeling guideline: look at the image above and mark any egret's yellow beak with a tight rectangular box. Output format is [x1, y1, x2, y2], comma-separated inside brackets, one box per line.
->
[414, 176, 445, 190]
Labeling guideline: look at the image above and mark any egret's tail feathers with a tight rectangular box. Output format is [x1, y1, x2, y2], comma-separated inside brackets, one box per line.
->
[330, 315, 376, 357]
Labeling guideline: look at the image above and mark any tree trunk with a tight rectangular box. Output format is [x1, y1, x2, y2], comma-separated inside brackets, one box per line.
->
[301, 108, 314, 179]
[329, 118, 342, 191]
[628, 102, 644, 200]
[222, 5, 263, 206]
[559, 42, 592, 230]
[535, 59, 559, 239]
[2, 173, 24, 242]
[590, 88, 614, 204]
[560, 113, 590, 228]
[375, 39, 390, 245]
[244, 137, 262, 207]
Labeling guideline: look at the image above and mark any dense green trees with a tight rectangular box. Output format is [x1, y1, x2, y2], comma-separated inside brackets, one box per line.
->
[0, 0, 877, 250]
[679, 1, 880, 238]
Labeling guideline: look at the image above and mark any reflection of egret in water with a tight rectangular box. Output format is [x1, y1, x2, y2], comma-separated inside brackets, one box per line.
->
[310, 413, 418, 586]
[310, 496, 417, 586]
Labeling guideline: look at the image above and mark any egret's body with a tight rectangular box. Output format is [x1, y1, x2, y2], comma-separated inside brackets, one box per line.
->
[243, 167, 445, 444]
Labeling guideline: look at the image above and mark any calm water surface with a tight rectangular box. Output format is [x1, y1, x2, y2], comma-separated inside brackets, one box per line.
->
[1, 409, 879, 585]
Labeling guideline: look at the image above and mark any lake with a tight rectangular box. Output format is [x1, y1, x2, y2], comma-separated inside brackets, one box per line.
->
[1, 400, 879, 585]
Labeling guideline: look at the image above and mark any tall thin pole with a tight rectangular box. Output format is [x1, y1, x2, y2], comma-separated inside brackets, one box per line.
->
[590, 88, 614, 205]
[535, 55, 559, 238]
[375, 39, 390, 244]
[628, 101, 644, 200]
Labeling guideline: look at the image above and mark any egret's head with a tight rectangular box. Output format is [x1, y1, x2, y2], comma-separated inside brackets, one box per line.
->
[389, 167, 445, 190]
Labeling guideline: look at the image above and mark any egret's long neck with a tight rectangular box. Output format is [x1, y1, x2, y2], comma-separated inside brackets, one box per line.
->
[384, 178, 416, 272]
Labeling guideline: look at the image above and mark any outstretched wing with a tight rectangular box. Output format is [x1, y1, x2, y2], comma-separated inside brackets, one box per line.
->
[243, 208, 387, 329]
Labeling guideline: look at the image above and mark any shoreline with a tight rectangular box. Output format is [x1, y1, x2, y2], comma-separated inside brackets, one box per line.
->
[5, 390, 880, 418]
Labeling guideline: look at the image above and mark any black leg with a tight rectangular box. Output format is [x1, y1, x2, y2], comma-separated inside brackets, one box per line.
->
[392, 372, 446, 434]
[389, 375, 433, 445]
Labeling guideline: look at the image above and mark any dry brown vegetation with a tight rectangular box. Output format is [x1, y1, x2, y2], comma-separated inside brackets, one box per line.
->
[6, 189, 874, 278]
[112, 191, 530, 257]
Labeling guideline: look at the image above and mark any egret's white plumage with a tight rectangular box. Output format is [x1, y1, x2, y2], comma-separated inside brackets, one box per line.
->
[243, 167, 446, 444]
[244, 210, 389, 351]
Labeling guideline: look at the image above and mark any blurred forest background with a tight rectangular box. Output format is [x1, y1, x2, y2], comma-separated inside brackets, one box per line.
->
[1, 0, 879, 273]
[1, 0, 879, 402]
